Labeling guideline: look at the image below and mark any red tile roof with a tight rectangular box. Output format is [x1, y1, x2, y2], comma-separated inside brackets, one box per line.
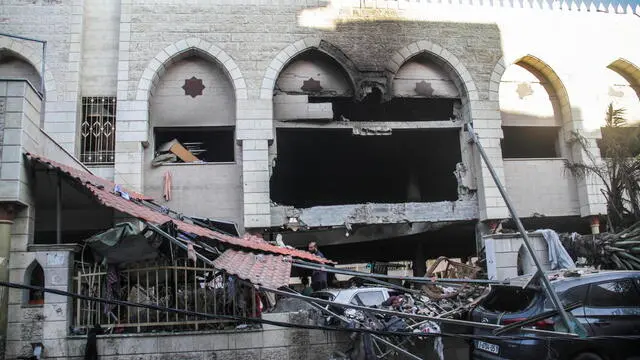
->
[212, 249, 292, 289]
[25, 153, 334, 264]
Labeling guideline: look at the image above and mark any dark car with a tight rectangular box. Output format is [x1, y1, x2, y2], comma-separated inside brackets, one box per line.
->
[470, 270, 640, 360]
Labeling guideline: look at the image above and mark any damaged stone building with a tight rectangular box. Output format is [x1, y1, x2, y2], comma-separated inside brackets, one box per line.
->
[0, 0, 639, 358]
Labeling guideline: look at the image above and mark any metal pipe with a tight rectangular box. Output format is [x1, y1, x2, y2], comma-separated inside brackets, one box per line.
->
[291, 259, 502, 285]
[56, 174, 61, 244]
[372, 335, 423, 360]
[464, 123, 580, 336]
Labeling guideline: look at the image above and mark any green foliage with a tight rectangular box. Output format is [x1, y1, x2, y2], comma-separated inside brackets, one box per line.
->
[564, 104, 640, 232]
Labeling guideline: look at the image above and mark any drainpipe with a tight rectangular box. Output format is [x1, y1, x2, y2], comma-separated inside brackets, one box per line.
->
[0, 204, 16, 358]
[0, 33, 47, 125]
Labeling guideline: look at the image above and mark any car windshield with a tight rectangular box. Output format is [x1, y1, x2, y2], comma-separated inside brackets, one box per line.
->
[350, 291, 385, 307]
[480, 286, 538, 312]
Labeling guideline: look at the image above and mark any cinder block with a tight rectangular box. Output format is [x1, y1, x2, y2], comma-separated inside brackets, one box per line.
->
[242, 149, 268, 162]
[244, 192, 270, 204]
[243, 181, 269, 193]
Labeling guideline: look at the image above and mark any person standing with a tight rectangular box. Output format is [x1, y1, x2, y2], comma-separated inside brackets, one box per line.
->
[308, 242, 328, 291]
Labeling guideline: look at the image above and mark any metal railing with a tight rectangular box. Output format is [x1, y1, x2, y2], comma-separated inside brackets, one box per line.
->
[73, 259, 258, 333]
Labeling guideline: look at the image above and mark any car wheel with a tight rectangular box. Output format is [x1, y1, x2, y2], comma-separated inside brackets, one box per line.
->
[573, 352, 603, 360]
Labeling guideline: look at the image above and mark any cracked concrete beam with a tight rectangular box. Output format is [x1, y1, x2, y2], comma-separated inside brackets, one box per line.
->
[271, 200, 479, 228]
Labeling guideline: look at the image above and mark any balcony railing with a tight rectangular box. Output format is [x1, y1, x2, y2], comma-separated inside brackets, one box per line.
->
[73, 259, 258, 333]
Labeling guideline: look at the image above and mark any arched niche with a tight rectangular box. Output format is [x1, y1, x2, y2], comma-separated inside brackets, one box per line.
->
[390, 53, 462, 122]
[499, 58, 567, 159]
[606, 60, 640, 124]
[149, 52, 236, 163]
[0, 49, 42, 92]
[144, 49, 242, 226]
[24, 260, 45, 306]
[275, 50, 353, 97]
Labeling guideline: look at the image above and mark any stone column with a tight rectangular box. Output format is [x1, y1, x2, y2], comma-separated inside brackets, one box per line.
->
[0, 203, 16, 360]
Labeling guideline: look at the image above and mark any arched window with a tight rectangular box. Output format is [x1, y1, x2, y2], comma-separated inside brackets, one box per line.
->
[499, 61, 564, 159]
[24, 261, 45, 305]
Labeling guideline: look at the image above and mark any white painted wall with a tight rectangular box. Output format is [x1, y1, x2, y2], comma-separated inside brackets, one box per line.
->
[150, 56, 235, 127]
[81, 0, 120, 96]
[503, 159, 580, 217]
[392, 55, 459, 98]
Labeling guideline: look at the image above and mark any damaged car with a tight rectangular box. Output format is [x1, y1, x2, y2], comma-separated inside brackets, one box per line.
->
[470, 270, 640, 360]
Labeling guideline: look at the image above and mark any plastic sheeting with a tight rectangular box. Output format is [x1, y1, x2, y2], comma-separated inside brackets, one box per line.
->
[85, 223, 162, 264]
[536, 229, 576, 270]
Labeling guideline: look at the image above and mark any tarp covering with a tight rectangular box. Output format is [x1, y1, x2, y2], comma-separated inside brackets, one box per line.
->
[85, 223, 162, 264]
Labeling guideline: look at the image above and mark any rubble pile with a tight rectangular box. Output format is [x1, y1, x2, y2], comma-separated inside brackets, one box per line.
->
[309, 258, 488, 360]
[559, 222, 640, 270]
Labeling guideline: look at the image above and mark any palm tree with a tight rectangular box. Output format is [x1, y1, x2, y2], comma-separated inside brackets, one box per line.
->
[564, 104, 640, 232]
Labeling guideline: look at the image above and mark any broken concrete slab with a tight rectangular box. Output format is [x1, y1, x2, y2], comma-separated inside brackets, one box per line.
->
[271, 201, 478, 228]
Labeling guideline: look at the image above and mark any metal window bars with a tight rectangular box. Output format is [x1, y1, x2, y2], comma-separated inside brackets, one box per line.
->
[73, 258, 257, 333]
[80, 97, 116, 166]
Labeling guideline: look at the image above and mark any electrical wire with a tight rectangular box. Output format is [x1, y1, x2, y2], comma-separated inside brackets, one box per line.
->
[2, 281, 639, 343]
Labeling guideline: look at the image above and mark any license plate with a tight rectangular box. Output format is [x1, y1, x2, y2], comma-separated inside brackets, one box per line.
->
[475, 340, 500, 355]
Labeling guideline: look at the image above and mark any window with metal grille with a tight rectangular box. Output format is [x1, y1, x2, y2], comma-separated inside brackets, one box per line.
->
[80, 97, 116, 165]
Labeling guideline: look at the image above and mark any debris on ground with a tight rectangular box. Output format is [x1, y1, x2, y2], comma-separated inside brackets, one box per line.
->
[559, 221, 640, 270]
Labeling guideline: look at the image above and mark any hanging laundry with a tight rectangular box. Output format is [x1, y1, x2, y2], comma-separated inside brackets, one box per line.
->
[163, 170, 172, 201]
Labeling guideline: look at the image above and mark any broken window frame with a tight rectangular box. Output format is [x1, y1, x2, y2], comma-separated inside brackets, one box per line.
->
[152, 126, 236, 165]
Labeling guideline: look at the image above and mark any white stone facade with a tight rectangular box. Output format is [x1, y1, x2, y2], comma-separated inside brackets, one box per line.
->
[2, 0, 639, 229]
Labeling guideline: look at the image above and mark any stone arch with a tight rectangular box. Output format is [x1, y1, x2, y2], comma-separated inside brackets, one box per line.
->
[260, 37, 359, 99]
[136, 37, 247, 102]
[489, 55, 572, 124]
[23, 260, 45, 305]
[385, 40, 479, 103]
[0, 36, 58, 100]
[607, 58, 640, 101]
